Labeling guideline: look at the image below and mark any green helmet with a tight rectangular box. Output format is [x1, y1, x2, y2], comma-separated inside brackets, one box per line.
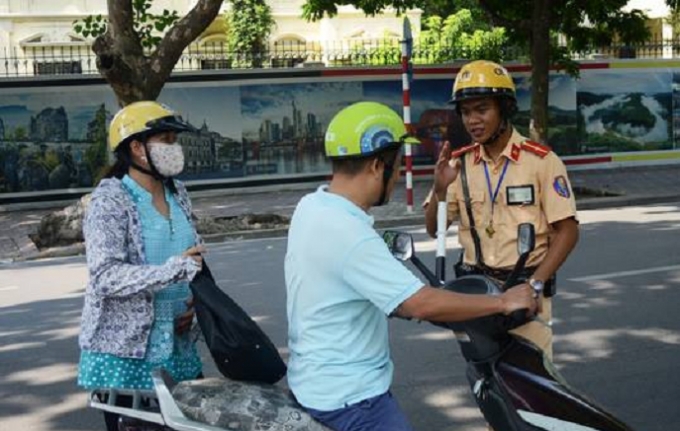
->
[324, 101, 419, 158]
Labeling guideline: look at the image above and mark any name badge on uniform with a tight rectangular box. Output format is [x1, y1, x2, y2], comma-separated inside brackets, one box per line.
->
[506, 185, 535, 206]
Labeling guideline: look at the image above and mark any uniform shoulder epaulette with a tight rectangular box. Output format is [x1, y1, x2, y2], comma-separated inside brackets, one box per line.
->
[451, 143, 479, 159]
[521, 140, 551, 158]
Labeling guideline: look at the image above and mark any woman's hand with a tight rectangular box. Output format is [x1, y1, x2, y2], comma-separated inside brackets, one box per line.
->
[182, 245, 206, 269]
[175, 297, 195, 335]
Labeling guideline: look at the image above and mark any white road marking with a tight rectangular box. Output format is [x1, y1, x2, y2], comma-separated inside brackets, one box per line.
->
[0, 286, 19, 292]
[570, 264, 680, 282]
[518, 410, 602, 430]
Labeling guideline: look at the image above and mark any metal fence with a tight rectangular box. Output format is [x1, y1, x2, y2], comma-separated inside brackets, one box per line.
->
[3, 37, 680, 78]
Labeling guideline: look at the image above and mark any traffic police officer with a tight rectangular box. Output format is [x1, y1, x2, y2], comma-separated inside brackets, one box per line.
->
[424, 60, 580, 359]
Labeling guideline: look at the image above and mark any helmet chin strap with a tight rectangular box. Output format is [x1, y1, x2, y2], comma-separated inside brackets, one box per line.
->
[481, 117, 510, 147]
[375, 163, 394, 207]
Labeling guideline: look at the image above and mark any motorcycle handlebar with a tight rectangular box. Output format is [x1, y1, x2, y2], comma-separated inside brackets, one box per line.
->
[411, 255, 443, 287]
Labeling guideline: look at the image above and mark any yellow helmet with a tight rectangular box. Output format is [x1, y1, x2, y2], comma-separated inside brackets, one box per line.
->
[449, 60, 516, 106]
[108, 101, 194, 151]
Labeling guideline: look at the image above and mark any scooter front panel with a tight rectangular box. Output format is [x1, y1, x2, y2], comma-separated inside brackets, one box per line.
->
[493, 341, 636, 431]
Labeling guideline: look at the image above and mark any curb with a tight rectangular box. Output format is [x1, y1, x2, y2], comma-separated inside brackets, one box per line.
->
[9, 243, 86, 263]
[575, 193, 680, 210]
[5, 194, 679, 263]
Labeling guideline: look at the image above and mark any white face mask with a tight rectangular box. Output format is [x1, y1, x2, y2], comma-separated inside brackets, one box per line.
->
[147, 142, 185, 177]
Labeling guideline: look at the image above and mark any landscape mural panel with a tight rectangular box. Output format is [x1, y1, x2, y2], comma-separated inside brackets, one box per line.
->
[514, 73, 579, 155]
[671, 72, 680, 148]
[575, 69, 673, 154]
[0, 86, 117, 193]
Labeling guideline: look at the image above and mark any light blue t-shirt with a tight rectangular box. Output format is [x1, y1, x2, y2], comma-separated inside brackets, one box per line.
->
[285, 186, 424, 411]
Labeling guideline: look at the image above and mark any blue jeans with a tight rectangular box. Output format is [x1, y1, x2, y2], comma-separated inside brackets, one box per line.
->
[304, 391, 415, 431]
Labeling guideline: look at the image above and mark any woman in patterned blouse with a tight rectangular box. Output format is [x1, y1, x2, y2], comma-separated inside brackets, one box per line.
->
[77, 101, 205, 431]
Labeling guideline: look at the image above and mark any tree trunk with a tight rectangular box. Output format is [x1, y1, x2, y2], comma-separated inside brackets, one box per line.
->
[529, 0, 552, 143]
[92, 34, 163, 105]
[93, 0, 225, 107]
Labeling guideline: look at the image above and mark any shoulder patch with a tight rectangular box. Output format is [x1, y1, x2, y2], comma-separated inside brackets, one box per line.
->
[553, 175, 571, 198]
[451, 143, 479, 159]
[521, 140, 551, 158]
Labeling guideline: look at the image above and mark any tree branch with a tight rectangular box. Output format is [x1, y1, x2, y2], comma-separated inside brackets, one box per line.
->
[106, 0, 144, 57]
[151, 0, 224, 80]
[92, 34, 145, 105]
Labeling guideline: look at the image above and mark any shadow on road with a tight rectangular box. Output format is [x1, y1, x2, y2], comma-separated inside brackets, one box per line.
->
[1, 209, 679, 431]
[0, 288, 101, 430]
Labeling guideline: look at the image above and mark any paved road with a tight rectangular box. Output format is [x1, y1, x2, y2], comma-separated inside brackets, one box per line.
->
[1, 203, 679, 430]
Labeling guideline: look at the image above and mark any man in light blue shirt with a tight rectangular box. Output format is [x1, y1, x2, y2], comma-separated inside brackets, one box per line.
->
[285, 102, 537, 431]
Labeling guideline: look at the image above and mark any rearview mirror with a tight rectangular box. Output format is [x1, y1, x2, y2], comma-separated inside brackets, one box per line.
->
[382, 231, 414, 261]
[517, 223, 535, 256]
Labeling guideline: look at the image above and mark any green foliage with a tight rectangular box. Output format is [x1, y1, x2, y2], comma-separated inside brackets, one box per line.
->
[551, 45, 580, 78]
[302, 0, 421, 21]
[22, 148, 60, 178]
[593, 94, 656, 131]
[417, 10, 507, 63]
[561, 5, 648, 50]
[302, 0, 662, 62]
[73, 0, 180, 49]
[341, 40, 401, 66]
[84, 104, 110, 184]
[226, 0, 275, 67]
[73, 15, 108, 39]
[12, 126, 27, 141]
[325, 9, 506, 66]
[41, 150, 61, 173]
[583, 131, 646, 153]
[420, 0, 488, 26]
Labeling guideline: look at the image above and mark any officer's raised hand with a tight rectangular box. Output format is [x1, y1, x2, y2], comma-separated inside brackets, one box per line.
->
[434, 141, 462, 200]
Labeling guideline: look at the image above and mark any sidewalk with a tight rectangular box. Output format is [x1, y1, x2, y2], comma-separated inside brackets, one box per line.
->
[1, 165, 678, 262]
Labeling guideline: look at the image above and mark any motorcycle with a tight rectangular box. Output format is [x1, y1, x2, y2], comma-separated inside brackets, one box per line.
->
[89, 368, 330, 431]
[88, 221, 635, 431]
[381, 221, 636, 431]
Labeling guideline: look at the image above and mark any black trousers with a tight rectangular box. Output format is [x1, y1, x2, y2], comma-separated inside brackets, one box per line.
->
[102, 394, 168, 431]
[102, 394, 132, 431]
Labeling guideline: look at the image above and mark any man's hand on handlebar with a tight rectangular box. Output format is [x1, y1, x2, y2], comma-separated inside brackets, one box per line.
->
[500, 284, 540, 317]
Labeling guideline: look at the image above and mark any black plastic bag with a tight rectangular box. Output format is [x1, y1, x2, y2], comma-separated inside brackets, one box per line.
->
[189, 262, 287, 384]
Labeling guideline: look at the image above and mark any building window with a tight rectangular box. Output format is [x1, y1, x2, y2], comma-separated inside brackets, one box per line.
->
[34, 61, 82, 75]
[194, 35, 231, 70]
[272, 37, 307, 68]
[201, 59, 232, 70]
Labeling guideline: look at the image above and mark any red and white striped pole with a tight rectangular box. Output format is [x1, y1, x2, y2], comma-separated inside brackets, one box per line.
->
[401, 17, 414, 213]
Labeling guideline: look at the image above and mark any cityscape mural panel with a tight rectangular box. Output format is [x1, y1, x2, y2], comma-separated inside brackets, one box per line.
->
[240, 81, 363, 177]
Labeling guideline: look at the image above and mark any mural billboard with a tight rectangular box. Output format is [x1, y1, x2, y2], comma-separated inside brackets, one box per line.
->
[1, 61, 679, 195]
